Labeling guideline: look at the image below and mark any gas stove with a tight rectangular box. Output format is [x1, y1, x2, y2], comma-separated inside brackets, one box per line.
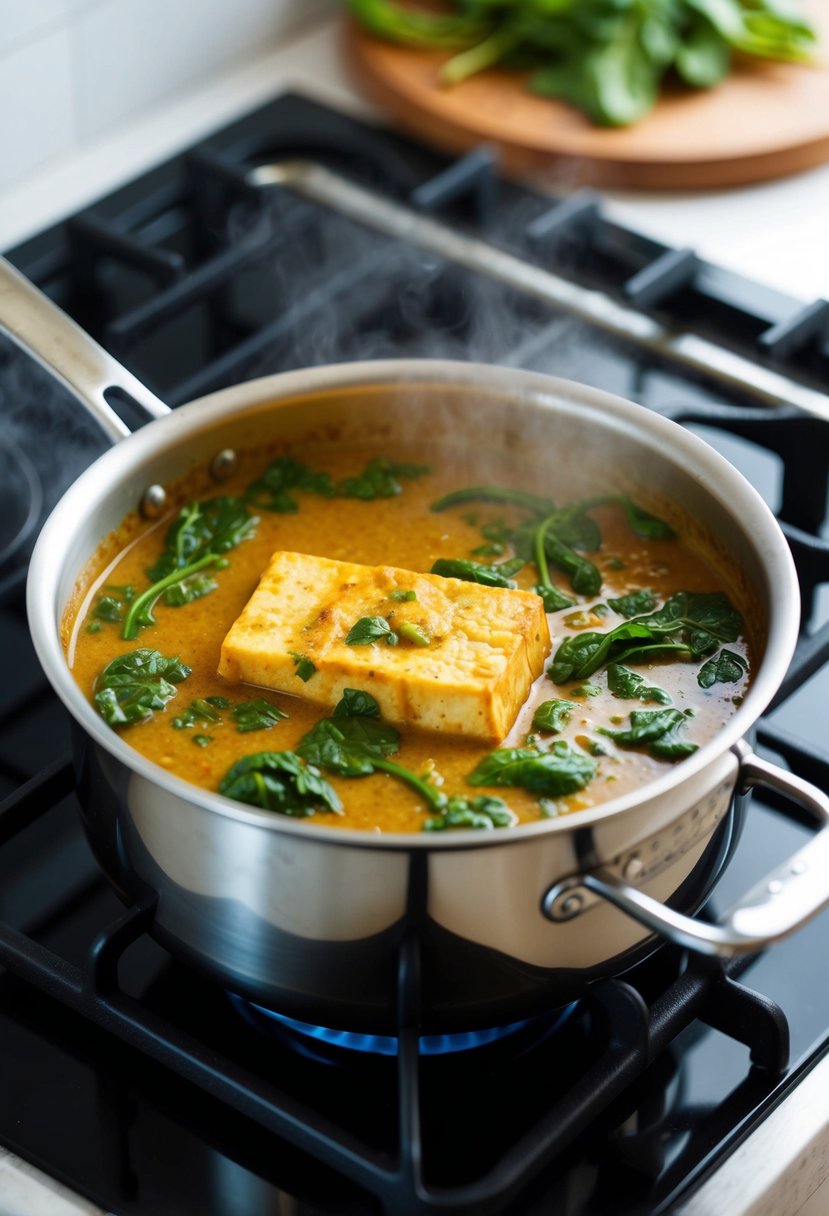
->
[1, 91, 829, 1216]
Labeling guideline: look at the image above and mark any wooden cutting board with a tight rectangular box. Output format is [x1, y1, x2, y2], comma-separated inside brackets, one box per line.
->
[345, 4, 829, 189]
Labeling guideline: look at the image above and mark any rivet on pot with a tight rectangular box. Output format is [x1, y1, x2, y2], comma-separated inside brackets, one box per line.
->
[211, 449, 237, 481]
[141, 484, 167, 518]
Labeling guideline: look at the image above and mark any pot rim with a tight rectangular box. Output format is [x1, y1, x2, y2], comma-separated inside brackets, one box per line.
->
[27, 359, 799, 851]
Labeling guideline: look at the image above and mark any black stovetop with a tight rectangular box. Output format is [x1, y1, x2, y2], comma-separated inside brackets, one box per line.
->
[1, 92, 828, 1216]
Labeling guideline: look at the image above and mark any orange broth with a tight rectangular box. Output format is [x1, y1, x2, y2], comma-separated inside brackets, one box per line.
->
[64, 441, 752, 833]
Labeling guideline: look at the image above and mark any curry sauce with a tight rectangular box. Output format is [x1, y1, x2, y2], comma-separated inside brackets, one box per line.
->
[64, 441, 751, 833]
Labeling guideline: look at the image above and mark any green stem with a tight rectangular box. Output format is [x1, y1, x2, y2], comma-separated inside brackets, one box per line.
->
[439, 26, 520, 86]
[122, 553, 225, 641]
[372, 757, 447, 814]
[431, 486, 556, 516]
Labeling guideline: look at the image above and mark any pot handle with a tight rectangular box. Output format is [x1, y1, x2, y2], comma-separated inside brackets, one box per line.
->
[541, 740, 829, 957]
[0, 256, 169, 444]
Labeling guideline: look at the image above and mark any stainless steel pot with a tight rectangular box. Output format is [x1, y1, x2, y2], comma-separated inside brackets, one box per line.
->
[5, 257, 829, 1036]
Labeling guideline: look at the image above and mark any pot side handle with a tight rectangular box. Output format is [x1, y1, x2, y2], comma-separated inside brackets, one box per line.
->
[542, 740, 829, 957]
[0, 256, 169, 445]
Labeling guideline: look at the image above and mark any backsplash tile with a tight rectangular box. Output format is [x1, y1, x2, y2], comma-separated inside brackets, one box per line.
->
[0, 27, 76, 190]
[72, 0, 331, 141]
[0, 0, 331, 189]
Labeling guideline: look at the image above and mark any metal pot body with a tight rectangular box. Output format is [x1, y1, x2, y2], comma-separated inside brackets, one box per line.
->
[27, 362, 806, 1033]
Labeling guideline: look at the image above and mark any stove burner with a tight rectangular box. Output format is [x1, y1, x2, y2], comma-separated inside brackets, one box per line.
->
[228, 994, 578, 1057]
[0, 435, 42, 567]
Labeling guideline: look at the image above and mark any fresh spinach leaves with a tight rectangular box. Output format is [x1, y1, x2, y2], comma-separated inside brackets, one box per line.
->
[219, 751, 342, 817]
[94, 649, 191, 729]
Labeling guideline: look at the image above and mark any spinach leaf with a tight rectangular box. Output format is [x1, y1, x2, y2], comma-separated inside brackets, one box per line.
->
[345, 616, 399, 646]
[533, 583, 574, 612]
[92, 584, 136, 624]
[94, 648, 191, 729]
[148, 498, 258, 581]
[431, 486, 556, 516]
[698, 648, 748, 689]
[192, 734, 212, 748]
[390, 589, 417, 602]
[244, 456, 334, 514]
[124, 496, 258, 640]
[338, 457, 430, 500]
[599, 708, 698, 761]
[290, 652, 317, 682]
[532, 699, 575, 734]
[607, 663, 671, 704]
[423, 794, 517, 831]
[231, 698, 288, 733]
[172, 697, 227, 729]
[430, 557, 523, 587]
[333, 688, 381, 718]
[163, 573, 219, 607]
[619, 497, 675, 539]
[219, 751, 342, 817]
[468, 741, 597, 797]
[607, 589, 657, 617]
[297, 691, 447, 814]
[549, 591, 744, 683]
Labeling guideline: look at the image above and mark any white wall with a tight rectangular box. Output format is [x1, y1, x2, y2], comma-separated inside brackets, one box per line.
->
[0, 0, 332, 192]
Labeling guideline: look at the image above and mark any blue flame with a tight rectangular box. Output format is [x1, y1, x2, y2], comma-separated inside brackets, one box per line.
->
[229, 994, 577, 1057]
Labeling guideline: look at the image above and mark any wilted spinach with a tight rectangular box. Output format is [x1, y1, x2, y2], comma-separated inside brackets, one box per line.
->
[550, 591, 743, 684]
[532, 699, 575, 734]
[698, 648, 748, 689]
[599, 708, 698, 761]
[338, 457, 430, 500]
[467, 741, 597, 797]
[94, 648, 191, 729]
[244, 456, 335, 513]
[123, 497, 258, 640]
[430, 557, 524, 587]
[219, 752, 342, 817]
[607, 663, 671, 704]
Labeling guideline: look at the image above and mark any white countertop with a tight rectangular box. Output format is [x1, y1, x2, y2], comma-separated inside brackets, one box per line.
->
[1, 13, 829, 306]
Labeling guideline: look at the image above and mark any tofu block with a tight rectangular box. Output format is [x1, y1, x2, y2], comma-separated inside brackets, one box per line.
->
[218, 551, 550, 741]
